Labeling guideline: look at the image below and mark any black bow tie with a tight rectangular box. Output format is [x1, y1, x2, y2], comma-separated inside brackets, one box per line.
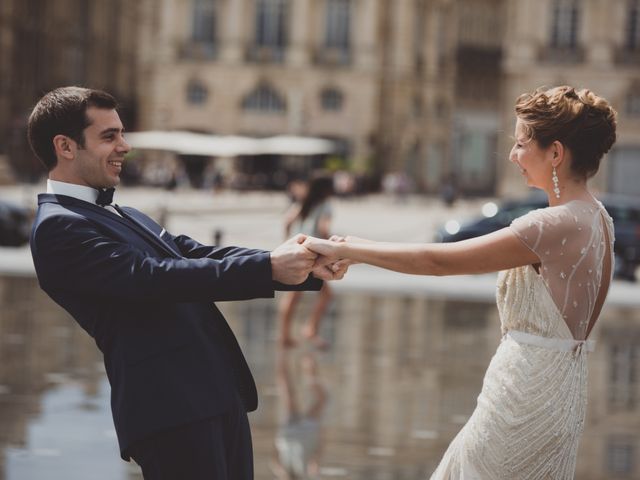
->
[96, 188, 115, 206]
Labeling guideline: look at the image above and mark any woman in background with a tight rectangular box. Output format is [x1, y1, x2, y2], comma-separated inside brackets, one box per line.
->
[279, 174, 335, 349]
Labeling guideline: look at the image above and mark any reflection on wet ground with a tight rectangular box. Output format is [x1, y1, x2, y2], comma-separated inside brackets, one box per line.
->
[1, 275, 639, 479]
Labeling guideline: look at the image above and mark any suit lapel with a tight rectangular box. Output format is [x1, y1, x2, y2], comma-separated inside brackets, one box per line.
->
[114, 205, 182, 257]
[39, 194, 182, 258]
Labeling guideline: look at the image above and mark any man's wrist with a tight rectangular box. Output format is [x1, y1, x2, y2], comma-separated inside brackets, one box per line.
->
[269, 251, 278, 280]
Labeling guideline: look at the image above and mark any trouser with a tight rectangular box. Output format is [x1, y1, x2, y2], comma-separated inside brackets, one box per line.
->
[129, 396, 253, 480]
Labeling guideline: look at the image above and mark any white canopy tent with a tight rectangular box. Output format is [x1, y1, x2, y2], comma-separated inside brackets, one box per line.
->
[124, 131, 336, 157]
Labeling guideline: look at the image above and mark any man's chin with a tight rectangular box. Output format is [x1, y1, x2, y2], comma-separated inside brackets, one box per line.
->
[107, 176, 121, 188]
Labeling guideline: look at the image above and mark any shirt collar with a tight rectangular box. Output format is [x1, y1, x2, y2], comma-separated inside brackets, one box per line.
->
[46, 179, 101, 205]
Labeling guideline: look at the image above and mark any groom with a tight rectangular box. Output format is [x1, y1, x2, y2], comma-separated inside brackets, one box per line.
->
[27, 86, 345, 479]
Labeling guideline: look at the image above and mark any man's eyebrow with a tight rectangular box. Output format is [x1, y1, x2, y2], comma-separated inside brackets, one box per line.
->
[99, 127, 125, 136]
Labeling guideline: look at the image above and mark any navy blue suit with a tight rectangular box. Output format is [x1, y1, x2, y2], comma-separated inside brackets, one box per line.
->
[30, 193, 321, 463]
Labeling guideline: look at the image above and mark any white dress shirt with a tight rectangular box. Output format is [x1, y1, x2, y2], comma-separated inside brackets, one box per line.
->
[46, 179, 121, 216]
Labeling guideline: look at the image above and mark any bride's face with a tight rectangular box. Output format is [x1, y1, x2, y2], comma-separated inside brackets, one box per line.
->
[509, 118, 553, 191]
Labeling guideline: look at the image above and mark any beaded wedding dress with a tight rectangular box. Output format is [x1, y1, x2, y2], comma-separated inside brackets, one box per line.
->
[431, 200, 614, 480]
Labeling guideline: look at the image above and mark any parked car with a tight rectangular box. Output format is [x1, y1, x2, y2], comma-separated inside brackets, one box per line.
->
[435, 192, 640, 281]
[0, 198, 31, 247]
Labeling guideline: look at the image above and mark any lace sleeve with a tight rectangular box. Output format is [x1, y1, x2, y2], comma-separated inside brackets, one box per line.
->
[509, 207, 576, 263]
[510, 209, 544, 258]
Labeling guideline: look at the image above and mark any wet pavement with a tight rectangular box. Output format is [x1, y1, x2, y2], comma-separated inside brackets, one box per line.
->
[1, 275, 639, 480]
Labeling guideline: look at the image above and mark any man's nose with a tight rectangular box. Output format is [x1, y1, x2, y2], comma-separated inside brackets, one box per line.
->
[118, 135, 131, 154]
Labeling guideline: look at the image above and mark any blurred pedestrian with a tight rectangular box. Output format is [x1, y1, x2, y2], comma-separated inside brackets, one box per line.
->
[440, 173, 458, 207]
[285, 177, 309, 206]
[279, 173, 334, 349]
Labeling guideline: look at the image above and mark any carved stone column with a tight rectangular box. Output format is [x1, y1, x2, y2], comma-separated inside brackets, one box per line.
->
[354, 0, 379, 71]
[287, 0, 311, 66]
[220, 0, 245, 63]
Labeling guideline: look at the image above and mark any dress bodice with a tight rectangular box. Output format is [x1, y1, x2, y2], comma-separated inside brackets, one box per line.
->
[497, 265, 575, 340]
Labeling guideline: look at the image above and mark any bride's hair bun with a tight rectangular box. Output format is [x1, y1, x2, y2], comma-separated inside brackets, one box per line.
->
[515, 86, 617, 179]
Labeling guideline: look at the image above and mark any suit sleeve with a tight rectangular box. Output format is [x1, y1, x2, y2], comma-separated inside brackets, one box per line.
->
[171, 233, 267, 260]
[32, 215, 277, 303]
[171, 234, 323, 292]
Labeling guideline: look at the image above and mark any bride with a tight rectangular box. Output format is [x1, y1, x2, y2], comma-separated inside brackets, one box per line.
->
[305, 86, 618, 479]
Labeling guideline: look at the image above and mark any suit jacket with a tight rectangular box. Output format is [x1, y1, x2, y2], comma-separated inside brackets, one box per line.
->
[30, 193, 321, 460]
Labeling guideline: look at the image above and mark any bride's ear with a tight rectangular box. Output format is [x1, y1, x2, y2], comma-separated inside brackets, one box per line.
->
[550, 140, 566, 168]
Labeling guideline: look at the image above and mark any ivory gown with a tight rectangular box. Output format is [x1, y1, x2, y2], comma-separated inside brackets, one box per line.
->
[430, 200, 615, 480]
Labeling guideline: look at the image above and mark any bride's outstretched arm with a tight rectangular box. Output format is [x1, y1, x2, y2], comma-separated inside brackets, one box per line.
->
[305, 228, 539, 276]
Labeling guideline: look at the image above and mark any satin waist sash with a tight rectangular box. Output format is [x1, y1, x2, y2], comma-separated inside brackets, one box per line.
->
[504, 329, 595, 353]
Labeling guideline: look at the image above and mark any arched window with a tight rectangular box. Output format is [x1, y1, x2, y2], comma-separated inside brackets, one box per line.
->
[550, 0, 579, 49]
[412, 93, 423, 118]
[316, 0, 351, 64]
[414, 0, 427, 73]
[627, 0, 640, 51]
[256, 0, 288, 49]
[186, 81, 209, 105]
[435, 98, 449, 119]
[626, 85, 640, 116]
[320, 87, 344, 111]
[183, 0, 218, 58]
[248, 0, 289, 62]
[607, 437, 634, 475]
[324, 0, 351, 51]
[242, 84, 286, 113]
[192, 0, 216, 44]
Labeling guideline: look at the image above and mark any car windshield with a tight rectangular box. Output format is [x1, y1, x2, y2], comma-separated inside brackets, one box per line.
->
[604, 204, 640, 223]
[496, 202, 546, 224]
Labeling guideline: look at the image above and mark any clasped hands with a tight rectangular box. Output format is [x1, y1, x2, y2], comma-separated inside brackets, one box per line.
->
[270, 234, 350, 284]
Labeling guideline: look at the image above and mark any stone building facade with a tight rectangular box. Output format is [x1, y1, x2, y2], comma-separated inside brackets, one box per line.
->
[0, 0, 140, 182]
[1, 0, 638, 195]
[136, 0, 639, 196]
[135, 0, 457, 191]
[500, 0, 640, 197]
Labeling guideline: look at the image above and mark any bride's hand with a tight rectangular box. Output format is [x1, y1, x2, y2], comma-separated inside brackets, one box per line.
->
[303, 236, 342, 262]
[311, 257, 350, 281]
[304, 236, 351, 281]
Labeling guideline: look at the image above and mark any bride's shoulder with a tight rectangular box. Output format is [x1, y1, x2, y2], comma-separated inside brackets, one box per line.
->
[512, 204, 574, 228]
[510, 204, 585, 245]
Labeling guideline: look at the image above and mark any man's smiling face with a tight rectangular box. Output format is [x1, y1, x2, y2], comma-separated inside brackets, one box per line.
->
[70, 107, 130, 189]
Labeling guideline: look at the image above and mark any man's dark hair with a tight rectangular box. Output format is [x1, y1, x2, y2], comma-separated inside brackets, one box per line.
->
[27, 86, 118, 171]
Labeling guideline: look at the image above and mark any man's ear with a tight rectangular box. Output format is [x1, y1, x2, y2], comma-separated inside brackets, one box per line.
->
[52, 135, 76, 161]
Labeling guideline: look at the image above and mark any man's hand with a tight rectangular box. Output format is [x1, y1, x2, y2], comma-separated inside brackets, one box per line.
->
[271, 234, 318, 285]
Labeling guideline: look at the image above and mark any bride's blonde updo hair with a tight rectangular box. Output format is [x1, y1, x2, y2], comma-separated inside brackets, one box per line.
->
[515, 86, 617, 178]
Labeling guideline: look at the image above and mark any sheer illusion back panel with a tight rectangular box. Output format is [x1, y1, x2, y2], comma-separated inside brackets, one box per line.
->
[510, 201, 615, 340]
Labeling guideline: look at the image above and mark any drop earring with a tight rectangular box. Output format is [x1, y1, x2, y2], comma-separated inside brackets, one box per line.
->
[552, 167, 560, 199]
